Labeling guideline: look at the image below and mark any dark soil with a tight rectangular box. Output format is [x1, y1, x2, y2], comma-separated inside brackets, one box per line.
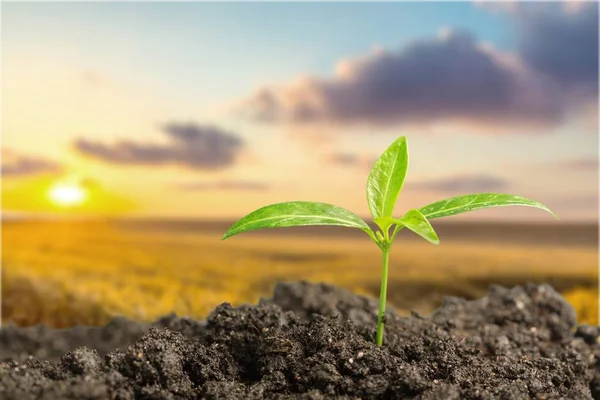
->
[1, 281, 598, 399]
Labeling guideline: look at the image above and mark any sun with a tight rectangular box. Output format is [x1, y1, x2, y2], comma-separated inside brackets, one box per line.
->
[49, 182, 88, 207]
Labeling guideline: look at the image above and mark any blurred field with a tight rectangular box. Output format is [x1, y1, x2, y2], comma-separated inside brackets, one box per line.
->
[2, 219, 598, 328]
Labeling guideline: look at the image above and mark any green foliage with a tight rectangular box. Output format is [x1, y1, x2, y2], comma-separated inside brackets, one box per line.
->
[419, 193, 558, 220]
[222, 135, 557, 345]
[221, 201, 373, 241]
[393, 209, 439, 245]
[367, 136, 408, 222]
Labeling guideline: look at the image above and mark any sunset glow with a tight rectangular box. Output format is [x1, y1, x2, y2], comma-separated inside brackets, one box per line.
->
[2, 2, 597, 221]
[48, 182, 87, 207]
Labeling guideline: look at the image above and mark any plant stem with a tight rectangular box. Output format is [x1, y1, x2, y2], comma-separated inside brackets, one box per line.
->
[375, 246, 391, 346]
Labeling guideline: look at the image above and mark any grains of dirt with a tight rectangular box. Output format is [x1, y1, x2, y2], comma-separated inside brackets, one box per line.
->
[0, 281, 598, 399]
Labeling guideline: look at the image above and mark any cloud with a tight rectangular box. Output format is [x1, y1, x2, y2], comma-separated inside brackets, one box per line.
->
[237, 3, 596, 131]
[512, 2, 598, 93]
[325, 152, 377, 170]
[74, 122, 244, 170]
[82, 70, 109, 86]
[1, 149, 62, 177]
[238, 29, 563, 128]
[327, 152, 360, 166]
[561, 157, 598, 170]
[173, 180, 269, 192]
[409, 174, 509, 192]
[551, 193, 598, 210]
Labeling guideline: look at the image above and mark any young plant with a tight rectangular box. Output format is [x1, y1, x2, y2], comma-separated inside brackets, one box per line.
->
[221, 136, 557, 346]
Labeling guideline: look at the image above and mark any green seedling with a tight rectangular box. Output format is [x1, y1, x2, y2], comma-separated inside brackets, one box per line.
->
[222, 136, 557, 346]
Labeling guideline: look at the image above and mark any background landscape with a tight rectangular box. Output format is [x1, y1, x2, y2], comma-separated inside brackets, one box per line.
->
[2, 2, 598, 327]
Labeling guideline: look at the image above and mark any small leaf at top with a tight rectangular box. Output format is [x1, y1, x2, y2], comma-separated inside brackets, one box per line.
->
[367, 136, 409, 220]
[222, 201, 373, 240]
[394, 209, 439, 245]
[419, 193, 558, 220]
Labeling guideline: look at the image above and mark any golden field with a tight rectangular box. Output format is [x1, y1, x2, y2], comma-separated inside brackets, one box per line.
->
[2, 219, 598, 328]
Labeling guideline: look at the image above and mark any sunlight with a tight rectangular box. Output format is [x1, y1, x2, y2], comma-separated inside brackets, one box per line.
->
[49, 182, 87, 207]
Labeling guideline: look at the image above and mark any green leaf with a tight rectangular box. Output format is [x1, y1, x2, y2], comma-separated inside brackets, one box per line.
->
[367, 136, 409, 220]
[222, 201, 373, 240]
[419, 193, 558, 220]
[373, 216, 396, 232]
[394, 209, 439, 245]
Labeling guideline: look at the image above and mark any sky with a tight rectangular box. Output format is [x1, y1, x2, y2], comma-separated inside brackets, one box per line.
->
[2, 1, 598, 222]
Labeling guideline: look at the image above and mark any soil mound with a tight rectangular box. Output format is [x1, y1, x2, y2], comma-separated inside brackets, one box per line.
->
[1, 281, 598, 399]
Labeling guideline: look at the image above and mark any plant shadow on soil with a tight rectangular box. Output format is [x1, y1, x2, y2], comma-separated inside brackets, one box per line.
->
[1, 281, 599, 399]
